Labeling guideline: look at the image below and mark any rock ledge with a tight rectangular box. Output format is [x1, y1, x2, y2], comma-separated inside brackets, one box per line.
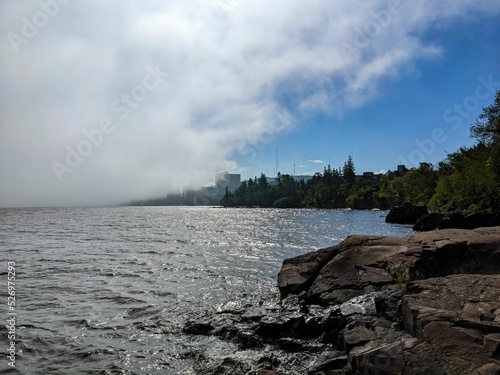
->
[184, 227, 500, 374]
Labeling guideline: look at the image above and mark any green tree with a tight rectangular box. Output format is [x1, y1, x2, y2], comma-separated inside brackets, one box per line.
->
[430, 90, 500, 212]
[430, 144, 500, 211]
[386, 162, 438, 206]
[342, 155, 356, 187]
[470, 90, 500, 145]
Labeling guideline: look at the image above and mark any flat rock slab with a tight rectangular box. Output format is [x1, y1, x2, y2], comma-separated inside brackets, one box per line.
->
[278, 227, 500, 305]
[402, 274, 500, 374]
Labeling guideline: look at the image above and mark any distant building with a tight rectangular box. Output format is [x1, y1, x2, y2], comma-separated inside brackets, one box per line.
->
[216, 172, 241, 193]
[397, 164, 407, 175]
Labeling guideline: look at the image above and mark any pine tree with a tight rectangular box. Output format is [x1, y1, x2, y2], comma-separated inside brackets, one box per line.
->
[342, 155, 356, 187]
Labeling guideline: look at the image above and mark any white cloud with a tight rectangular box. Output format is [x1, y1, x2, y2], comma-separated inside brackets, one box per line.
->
[0, 0, 498, 206]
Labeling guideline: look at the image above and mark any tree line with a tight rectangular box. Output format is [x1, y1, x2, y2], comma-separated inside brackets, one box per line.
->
[221, 90, 500, 213]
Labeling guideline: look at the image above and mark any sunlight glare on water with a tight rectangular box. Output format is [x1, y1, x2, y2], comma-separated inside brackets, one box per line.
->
[0, 207, 413, 374]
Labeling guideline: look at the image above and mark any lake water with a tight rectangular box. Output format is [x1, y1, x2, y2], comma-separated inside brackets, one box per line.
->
[0, 207, 413, 374]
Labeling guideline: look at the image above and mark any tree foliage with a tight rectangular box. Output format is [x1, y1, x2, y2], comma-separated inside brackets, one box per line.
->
[222, 91, 500, 213]
[221, 156, 390, 209]
[428, 90, 500, 212]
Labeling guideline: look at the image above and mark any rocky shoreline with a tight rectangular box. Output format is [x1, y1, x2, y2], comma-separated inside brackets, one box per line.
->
[384, 202, 500, 232]
[183, 227, 500, 374]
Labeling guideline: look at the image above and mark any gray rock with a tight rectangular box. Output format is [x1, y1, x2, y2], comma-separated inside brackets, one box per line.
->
[339, 293, 377, 317]
[308, 350, 348, 374]
[241, 306, 277, 321]
[277, 227, 500, 306]
[385, 202, 428, 224]
[341, 325, 375, 353]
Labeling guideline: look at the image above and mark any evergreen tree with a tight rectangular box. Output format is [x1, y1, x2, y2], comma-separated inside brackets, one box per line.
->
[342, 155, 356, 187]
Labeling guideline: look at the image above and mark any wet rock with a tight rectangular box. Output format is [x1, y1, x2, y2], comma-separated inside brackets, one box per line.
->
[215, 300, 247, 314]
[185, 227, 500, 374]
[182, 320, 214, 335]
[242, 306, 275, 321]
[339, 293, 377, 317]
[307, 350, 348, 374]
[278, 337, 326, 353]
[385, 202, 428, 224]
[235, 329, 262, 348]
[254, 312, 304, 339]
[256, 354, 281, 371]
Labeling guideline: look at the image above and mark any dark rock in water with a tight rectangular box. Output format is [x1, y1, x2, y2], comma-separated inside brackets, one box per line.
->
[385, 202, 428, 224]
[182, 320, 214, 335]
[413, 212, 444, 231]
[463, 212, 500, 229]
[255, 312, 304, 339]
[184, 227, 500, 374]
[414, 211, 500, 231]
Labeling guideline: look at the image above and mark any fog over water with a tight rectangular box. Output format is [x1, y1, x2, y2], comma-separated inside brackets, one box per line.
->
[0, 1, 498, 207]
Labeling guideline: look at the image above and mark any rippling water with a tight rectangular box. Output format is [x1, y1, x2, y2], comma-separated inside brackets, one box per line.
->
[0, 207, 413, 374]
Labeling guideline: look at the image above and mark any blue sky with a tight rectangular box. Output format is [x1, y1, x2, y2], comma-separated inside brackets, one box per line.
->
[1, 1, 499, 206]
[235, 15, 500, 180]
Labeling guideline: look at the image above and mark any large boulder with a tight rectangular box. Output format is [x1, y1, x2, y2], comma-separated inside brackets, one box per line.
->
[277, 246, 340, 298]
[413, 212, 444, 231]
[385, 202, 428, 224]
[278, 227, 500, 305]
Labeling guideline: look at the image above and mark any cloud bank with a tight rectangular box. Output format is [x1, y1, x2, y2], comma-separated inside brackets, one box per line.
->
[0, 0, 498, 207]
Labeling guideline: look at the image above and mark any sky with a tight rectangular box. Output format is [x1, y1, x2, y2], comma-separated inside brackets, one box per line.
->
[1, 0, 499, 207]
